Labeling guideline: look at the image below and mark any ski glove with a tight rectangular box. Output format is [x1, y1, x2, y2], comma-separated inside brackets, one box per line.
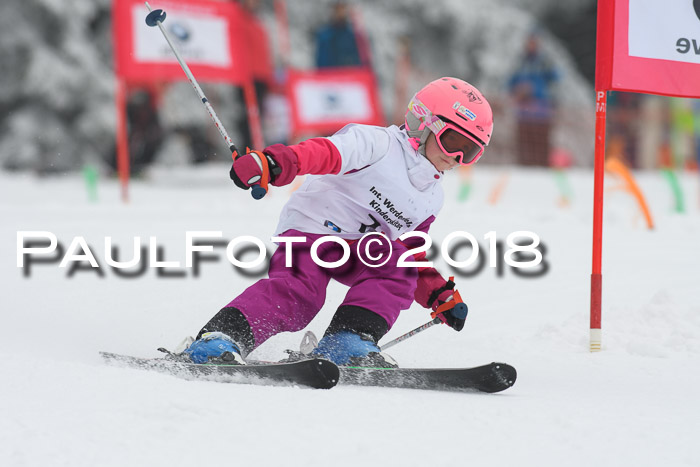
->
[428, 277, 468, 332]
[229, 144, 299, 191]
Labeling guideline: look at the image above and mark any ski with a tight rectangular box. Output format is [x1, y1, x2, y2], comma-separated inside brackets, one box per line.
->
[101, 351, 514, 393]
[100, 352, 340, 389]
[337, 362, 517, 393]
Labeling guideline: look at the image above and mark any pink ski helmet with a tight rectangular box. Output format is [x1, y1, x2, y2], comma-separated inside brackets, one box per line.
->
[405, 77, 493, 165]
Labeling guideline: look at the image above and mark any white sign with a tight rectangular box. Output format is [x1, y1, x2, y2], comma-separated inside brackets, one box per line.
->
[132, 5, 231, 67]
[296, 81, 373, 123]
[628, 0, 700, 64]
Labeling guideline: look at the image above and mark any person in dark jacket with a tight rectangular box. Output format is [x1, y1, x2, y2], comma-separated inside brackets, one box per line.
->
[315, 2, 362, 68]
[508, 32, 560, 166]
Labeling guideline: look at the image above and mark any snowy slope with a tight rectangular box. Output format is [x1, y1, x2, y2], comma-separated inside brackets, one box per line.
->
[2, 165, 700, 467]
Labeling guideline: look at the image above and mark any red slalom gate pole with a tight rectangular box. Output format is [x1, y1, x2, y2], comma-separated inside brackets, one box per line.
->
[243, 80, 265, 150]
[590, 90, 608, 352]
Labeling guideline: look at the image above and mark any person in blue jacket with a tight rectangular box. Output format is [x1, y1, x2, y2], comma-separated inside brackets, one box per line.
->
[315, 2, 362, 68]
[508, 31, 560, 166]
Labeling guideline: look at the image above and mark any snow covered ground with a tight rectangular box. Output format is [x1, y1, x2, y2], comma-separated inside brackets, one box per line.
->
[2, 164, 699, 466]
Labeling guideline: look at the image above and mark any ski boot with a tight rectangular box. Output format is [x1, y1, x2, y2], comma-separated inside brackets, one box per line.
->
[311, 331, 398, 368]
[182, 332, 246, 365]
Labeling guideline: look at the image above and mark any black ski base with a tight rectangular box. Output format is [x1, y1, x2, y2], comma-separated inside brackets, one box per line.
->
[338, 362, 517, 393]
[100, 352, 339, 389]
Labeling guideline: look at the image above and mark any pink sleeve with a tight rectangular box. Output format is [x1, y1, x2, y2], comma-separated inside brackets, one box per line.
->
[289, 138, 342, 176]
[263, 139, 342, 186]
[398, 216, 451, 309]
[265, 124, 389, 182]
[414, 268, 450, 309]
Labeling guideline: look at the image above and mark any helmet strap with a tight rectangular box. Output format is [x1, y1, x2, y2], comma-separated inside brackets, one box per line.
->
[404, 113, 433, 157]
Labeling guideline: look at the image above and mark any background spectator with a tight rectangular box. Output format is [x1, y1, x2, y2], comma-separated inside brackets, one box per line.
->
[315, 1, 362, 69]
[508, 31, 560, 167]
[606, 91, 641, 167]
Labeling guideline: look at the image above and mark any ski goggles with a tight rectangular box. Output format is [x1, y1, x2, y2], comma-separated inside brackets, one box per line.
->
[407, 97, 485, 165]
[434, 120, 485, 166]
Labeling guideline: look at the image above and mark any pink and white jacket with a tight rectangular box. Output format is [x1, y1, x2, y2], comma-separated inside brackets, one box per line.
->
[264, 123, 451, 309]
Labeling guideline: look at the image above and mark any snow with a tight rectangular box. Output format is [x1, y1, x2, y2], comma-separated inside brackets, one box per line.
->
[2, 165, 700, 466]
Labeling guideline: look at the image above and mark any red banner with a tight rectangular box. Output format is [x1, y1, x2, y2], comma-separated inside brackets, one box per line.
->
[596, 0, 700, 97]
[113, 0, 249, 84]
[287, 68, 384, 137]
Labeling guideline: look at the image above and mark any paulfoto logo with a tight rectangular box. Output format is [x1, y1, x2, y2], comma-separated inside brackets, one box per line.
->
[16, 230, 549, 280]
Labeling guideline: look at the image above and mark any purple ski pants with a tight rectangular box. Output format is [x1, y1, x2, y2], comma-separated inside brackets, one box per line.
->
[226, 230, 418, 348]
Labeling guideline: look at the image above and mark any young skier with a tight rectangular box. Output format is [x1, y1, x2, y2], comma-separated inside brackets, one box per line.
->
[183, 77, 494, 367]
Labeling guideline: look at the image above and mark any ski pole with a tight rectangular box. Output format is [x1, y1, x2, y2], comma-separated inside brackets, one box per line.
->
[379, 317, 441, 351]
[379, 299, 468, 351]
[144, 3, 268, 200]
